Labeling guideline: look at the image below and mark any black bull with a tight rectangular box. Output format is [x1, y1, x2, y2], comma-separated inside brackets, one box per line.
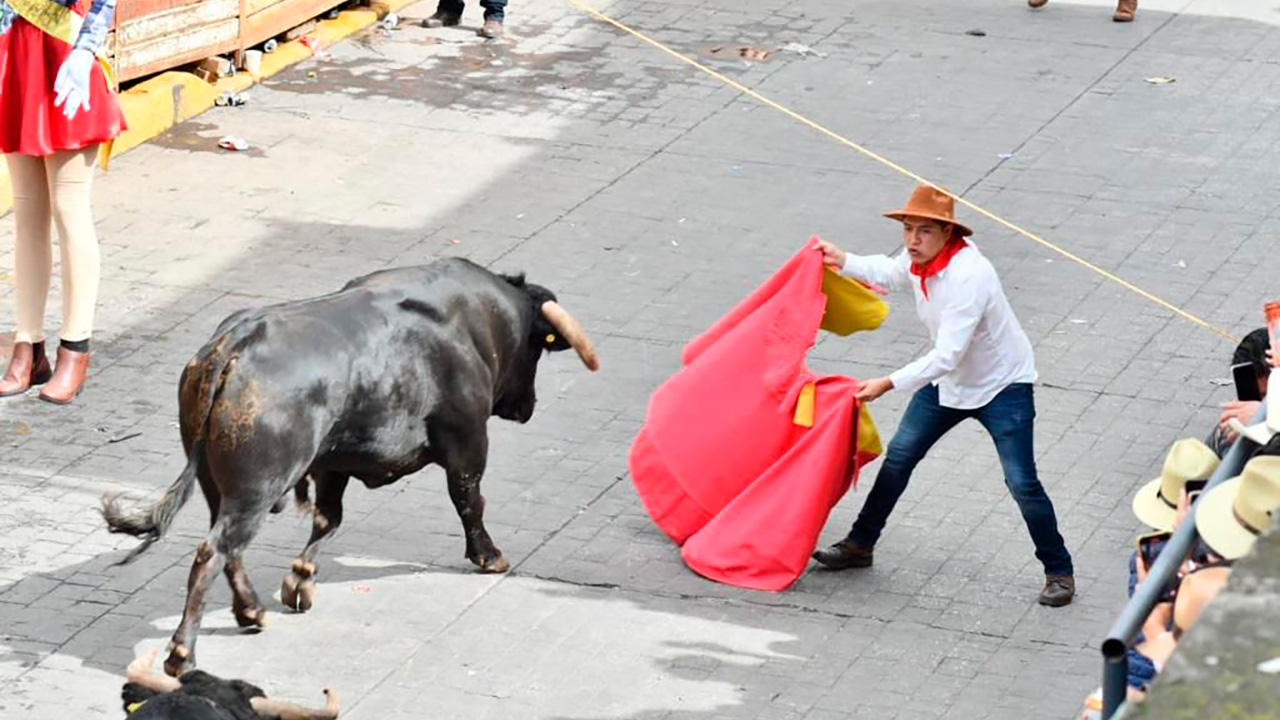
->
[103, 259, 599, 676]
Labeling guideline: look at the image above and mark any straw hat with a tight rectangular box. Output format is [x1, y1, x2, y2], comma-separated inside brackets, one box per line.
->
[883, 184, 973, 238]
[1132, 438, 1220, 531]
[1195, 455, 1280, 560]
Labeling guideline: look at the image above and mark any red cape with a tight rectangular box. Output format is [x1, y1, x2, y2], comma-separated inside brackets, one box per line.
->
[630, 239, 884, 591]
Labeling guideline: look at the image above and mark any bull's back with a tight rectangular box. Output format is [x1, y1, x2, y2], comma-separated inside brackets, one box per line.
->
[182, 260, 516, 482]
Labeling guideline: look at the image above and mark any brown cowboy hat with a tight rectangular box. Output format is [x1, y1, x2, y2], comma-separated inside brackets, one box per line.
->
[884, 184, 973, 237]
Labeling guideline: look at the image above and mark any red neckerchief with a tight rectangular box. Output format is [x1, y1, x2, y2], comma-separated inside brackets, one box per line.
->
[909, 237, 968, 300]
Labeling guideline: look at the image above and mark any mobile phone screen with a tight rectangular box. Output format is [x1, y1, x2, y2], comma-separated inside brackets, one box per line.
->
[1185, 479, 1209, 495]
[1233, 362, 1262, 402]
[1137, 532, 1180, 602]
[1138, 533, 1171, 571]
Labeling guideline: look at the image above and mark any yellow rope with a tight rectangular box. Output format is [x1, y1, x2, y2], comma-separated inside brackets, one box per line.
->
[567, 0, 1239, 344]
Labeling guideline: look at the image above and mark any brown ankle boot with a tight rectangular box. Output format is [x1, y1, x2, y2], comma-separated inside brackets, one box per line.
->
[38, 346, 91, 405]
[0, 341, 53, 397]
[1113, 0, 1136, 21]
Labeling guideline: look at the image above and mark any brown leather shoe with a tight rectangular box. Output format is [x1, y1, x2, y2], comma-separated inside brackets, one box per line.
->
[812, 539, 874, 570]
[479, 18, 503, 38]
[1113, 0, 1136, 21]
[0, 341, 53, 397]
[1028, 0, 1048, 8]
[38, 346, 91, 405]
[1039, 574, 1075, 607]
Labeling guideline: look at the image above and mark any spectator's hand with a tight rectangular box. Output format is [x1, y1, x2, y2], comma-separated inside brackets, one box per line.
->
[855, 377, 893, 403]
[1173, 486, 1195, 532]
[1219, 400, 1261, 443]
[1269, 348, 1278, 369]
[815, 239, 847, 269]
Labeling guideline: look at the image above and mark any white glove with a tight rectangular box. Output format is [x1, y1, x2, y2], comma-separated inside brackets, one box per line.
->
[54, 48, 95, 121]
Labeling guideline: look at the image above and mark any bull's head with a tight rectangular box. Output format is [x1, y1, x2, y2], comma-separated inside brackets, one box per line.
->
[493, 275, 599, 423]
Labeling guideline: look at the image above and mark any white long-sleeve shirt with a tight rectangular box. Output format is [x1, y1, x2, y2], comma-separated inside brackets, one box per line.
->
[841, 242, 1036, 410]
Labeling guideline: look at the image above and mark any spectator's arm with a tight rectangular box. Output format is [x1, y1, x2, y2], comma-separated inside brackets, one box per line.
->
[1140, 602, 1173, 642]
[1219, 400, 1261, 446]
[1173, 567, 1232, 637]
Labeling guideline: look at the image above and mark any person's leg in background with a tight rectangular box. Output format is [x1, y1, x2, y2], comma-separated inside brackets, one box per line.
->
[424, 0, 466, 27]
[0, 152, 54, 396]
[39, 145, 101, 404]
[479, 0, 507, 37]
[1026, 0, 1135, 22]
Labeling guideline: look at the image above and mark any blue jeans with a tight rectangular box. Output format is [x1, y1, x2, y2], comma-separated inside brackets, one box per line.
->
[847, 383, 1074, 576]
[437, 0, 506, 20]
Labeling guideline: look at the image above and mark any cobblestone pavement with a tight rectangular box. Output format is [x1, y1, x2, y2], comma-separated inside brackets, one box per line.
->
[2, 1, 1279, 718]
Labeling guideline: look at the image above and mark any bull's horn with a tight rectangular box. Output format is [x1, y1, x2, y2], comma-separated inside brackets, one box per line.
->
[542, 301, 600, 372]
[251, 688, 340, 720]
[125, 648, 181, 694]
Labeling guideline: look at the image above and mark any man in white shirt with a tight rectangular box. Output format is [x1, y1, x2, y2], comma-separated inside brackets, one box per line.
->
[812, 184, 1075, 607]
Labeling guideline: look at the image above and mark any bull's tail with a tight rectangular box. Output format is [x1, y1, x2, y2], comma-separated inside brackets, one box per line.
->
[101, 352, 236, 565]
[101, 450, 202, 565]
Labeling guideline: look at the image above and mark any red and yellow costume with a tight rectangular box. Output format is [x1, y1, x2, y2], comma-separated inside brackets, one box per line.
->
[0, 0, 126, 155]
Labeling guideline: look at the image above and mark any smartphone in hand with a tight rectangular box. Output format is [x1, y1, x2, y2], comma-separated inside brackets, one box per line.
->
[1137, 531, 1171, 572]
[1136, 531, 1179, 602]
[1233, 362, 1262, 402]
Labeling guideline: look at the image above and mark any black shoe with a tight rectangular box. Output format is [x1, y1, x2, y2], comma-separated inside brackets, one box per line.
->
[423, 10, 461, 27]
[1039, 574, 1075, 607]
[812, 539, 874, 570]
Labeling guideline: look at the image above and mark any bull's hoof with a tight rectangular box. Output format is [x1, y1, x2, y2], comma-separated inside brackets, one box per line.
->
[233, 603, 267, 630]
[163, 643, 193, 677]
[478, 554, 510, 574]
[282, 573, 304, 612]
[282, 573, 317, 612]
[297, 580, 317, 612]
